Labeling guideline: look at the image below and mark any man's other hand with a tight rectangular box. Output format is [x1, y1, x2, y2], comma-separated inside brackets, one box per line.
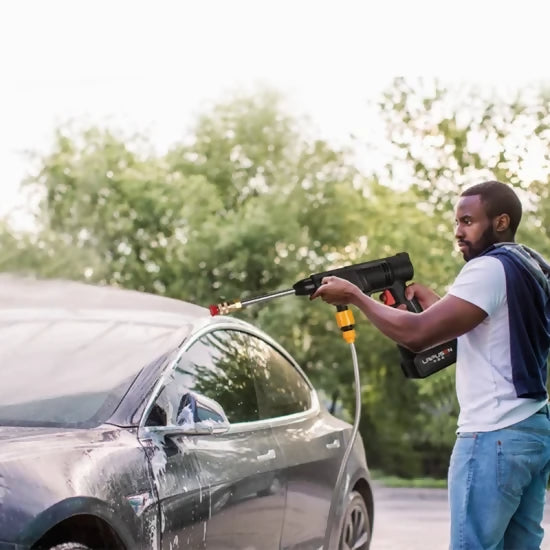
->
[403, 283, 441, 310]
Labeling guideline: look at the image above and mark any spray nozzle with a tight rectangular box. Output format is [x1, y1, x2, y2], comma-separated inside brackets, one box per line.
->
[209, 301, 243, 316]
[209, 302, 243, 317]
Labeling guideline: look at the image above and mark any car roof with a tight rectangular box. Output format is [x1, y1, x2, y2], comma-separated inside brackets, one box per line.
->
[0, 275, 218, 427]
[0, 274, 209, 327]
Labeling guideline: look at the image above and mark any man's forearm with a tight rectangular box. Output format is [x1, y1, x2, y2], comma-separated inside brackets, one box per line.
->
[310, 276, 484, 351]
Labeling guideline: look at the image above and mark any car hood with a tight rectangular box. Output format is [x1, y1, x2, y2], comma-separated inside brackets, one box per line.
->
[0, 426, 94, 459]
[0, 424, 148, 545]
[0, 424, 126, 504]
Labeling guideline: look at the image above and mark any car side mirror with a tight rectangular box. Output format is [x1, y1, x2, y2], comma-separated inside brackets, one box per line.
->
[174, 392, 230, 435]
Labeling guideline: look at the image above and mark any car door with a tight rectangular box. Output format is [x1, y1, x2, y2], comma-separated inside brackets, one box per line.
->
[249, 335, 347, 550]
[140, 327, 286, 550]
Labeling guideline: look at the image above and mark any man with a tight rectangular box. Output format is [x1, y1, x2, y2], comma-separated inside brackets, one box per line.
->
[311, 181, 550, 549]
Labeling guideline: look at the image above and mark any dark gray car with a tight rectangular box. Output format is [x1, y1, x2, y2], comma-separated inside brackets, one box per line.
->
[0, 276, 373, 550]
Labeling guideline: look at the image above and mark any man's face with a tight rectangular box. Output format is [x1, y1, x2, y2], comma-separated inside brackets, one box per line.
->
[454, 195, 497, 261]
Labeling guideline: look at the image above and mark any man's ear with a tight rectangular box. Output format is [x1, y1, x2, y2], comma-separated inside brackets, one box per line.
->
[494, 213, 510, 233]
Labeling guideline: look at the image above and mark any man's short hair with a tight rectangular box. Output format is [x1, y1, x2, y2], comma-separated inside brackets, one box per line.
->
[461, 180, 523, 236]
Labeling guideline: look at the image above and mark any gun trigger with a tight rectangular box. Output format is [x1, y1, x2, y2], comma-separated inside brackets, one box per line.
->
[381, 289, 396, 307]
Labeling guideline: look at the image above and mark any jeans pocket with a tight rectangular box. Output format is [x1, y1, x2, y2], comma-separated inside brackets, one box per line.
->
[497, 438, 545, 497]
[449, 433, 477, 479]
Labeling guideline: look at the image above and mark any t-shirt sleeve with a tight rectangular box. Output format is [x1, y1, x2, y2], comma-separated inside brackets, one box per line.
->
[447, 256, 506, 316]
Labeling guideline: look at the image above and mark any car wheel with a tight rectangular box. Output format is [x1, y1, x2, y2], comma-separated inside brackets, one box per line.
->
[339, 490, 371, 550]
[48, 544, 92, 550]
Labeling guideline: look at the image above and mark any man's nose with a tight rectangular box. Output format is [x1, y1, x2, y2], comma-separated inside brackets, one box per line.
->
[454, 224, 464, 239]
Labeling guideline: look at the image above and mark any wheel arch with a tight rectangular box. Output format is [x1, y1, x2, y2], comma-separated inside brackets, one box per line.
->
[19, 497, 135, 550]
[352, 476, 374, 535]
[324, 471, 374, 550]
[30, 513, 126, 550]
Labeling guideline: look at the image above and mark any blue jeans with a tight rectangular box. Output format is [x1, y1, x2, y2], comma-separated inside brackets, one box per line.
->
[448, 405, 550, 550]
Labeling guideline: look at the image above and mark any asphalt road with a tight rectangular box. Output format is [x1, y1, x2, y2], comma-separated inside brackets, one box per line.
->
[371, 484, 550, 550]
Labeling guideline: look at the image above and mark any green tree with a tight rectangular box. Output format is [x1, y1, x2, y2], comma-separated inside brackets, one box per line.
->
[0, 220, 103, 280]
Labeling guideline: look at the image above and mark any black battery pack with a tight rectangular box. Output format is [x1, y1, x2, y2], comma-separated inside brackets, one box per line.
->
[398, 340, 457, 378]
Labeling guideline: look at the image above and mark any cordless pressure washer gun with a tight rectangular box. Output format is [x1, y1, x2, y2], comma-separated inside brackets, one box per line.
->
[210, 252, 456, 378]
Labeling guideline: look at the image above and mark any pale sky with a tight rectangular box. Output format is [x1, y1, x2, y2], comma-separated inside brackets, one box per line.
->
[1, 0, 549, 223]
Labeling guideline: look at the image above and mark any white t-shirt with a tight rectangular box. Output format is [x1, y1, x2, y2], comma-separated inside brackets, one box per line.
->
[447, 255, 545, 432]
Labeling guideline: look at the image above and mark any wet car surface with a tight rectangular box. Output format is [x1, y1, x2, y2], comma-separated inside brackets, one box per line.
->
[0, 276, 373, 549]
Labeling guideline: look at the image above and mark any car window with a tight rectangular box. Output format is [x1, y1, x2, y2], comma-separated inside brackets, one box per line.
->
[251, 338, 312, 419]
[146, 330, 260, 426]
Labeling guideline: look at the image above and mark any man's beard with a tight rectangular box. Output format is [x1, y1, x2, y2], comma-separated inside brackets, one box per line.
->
[459, 225, 497, 261]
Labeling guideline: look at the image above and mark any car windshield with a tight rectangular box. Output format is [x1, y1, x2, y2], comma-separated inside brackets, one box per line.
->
[0, 316, 190, 427]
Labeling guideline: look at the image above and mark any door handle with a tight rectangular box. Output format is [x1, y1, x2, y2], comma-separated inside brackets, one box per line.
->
[326, 439, 341, 450]
[257, 448, 276, 462]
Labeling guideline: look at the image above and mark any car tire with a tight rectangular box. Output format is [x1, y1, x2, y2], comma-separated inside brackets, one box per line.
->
[339, 490, 371, 550]
[48, 544, 92, 550]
